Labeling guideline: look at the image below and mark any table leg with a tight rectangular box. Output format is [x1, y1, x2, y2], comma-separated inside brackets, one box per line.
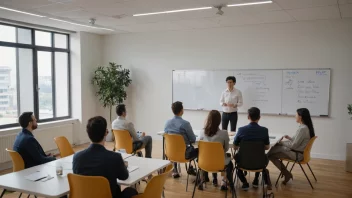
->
[162, 136, 165, 160]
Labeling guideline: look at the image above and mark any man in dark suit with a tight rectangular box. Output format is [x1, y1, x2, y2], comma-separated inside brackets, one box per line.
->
[13, 112, 56, 168]
[233, 107, 271, 190]
[73, 116, 138, 198]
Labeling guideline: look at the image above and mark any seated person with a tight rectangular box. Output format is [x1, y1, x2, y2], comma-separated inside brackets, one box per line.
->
[112, 104, 153, 158]
[199, 110, 235, 192]
[164, 101, 197, 178]
[73, 116, 138, 198]
[268, 108, 315, 185]
[233, 107, 272, 190]
[13, 112, 56, 168]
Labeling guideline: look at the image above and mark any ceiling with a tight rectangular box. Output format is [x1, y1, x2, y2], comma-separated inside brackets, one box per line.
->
[0, 0, 351, 34]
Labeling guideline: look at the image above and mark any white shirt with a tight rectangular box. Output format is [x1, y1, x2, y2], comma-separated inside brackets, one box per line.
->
[112, 116, 139, 141]
[220, 88, 243, 113]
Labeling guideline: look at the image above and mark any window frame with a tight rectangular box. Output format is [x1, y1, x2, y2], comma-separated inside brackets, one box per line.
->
[0, 22, 71, 129]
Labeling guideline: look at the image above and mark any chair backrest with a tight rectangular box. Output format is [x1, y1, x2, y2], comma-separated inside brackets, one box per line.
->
[198, 141, 224, 172]
[302, 136, 318, 163]
[54, 136, 74, 158]
[6, 148, 25, 172]
[68, 173, 112, 198]
[140, 164, 173, 198]
[113, 130, 133, 154]
[237, 140, 267, 170]
[164, 133, 188, 163]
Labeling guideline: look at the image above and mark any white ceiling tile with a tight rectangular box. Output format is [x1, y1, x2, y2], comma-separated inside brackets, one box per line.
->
[173, 18, 222, 29]
[253, 10, 295, 23]
[175, 9, 217, 20]
[32, 3, 82, 14]
[51, 9, 97, 18]
[338, 0, 352, 4]
[275, 0, 337, 10]
[286, 5, 341, 21]
[340, 4, 352, 18]
[133, 14, 182, 24]
[0, 0, 53, 10]
[73, 15, 139, 26]
[115, 21, 189, 32]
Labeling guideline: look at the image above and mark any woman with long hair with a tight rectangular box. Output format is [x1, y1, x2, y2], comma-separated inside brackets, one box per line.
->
[268, 108, 316, 184]
[199, 110, 235, 191]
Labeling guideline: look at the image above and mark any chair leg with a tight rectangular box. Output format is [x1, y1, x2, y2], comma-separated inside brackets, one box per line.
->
[19, 193, 22, 198]
[186, 163, 190, 192]
[27, 195, 30, 198]
[192, 169, 200, 198]
[224, 178, 228, 198]
[275, 160, 288, 187]
[299, 163, 314, 189]
[307, 163, 317, 182]
[289, 163, 295, 173]
[0, 189, 6, 198]
[262, 173, 265, 198]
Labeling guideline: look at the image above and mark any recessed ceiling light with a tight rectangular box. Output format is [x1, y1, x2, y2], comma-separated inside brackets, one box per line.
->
[227, 1, 272, 7]
[133, 7, 213, 17]
[49, 18, 115, 31]
[0, 6, 45, 17]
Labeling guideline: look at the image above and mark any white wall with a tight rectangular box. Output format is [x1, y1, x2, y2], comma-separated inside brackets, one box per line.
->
[102, 19, 352, 160]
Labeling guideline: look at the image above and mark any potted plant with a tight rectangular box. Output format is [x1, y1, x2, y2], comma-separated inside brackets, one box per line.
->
[92, 62, 132, 140]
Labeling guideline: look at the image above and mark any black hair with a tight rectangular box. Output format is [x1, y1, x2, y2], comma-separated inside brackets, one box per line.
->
[19, 112, 33, 128]
[226, 76, 236, 83]
[172, 101, 183, 115]
[86, 116, 107, 143]
[116, 104, 126, 116]
[297, 108, 315, 138]
[248, 107, 260, 121]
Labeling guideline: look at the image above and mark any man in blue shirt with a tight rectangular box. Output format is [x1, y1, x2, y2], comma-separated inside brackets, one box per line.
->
[13, 112, 56, 168]
[233, 107, 271, 190]
[164, 101, 197, 178]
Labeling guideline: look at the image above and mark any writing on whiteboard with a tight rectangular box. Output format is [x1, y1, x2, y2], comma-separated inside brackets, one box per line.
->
[316, 70, 328, 76]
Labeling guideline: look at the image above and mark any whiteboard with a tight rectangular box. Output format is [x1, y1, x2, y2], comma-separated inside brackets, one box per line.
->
[172, 69, 331, 116]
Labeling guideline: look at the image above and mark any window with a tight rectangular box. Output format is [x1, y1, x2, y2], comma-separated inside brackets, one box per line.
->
[0, 23, 70, 128]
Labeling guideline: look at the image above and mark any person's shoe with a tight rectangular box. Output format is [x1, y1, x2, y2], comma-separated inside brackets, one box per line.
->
[242, 183, 250, 191]
[172, 173, 180, 179]
[282, 172, 293, 185]
[136, 151, 143, 157]
[252, 179, 259, 188]
[220, 185, 228, 191]
[187, 167, 197, 176]
[213, 179, 218, 187]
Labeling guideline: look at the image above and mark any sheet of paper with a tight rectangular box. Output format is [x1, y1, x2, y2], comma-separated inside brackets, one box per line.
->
[127, 166, 139, 173]
[25, 171, 48, 181]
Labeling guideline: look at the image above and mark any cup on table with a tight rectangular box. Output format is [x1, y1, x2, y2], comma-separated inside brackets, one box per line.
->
[124, 161, 128, 168]
[56, 164, 63, 176]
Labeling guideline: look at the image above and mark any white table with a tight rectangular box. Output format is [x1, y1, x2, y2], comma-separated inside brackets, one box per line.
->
[0, 153, 170, 198]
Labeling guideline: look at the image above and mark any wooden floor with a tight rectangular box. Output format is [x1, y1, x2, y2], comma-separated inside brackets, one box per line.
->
[1, 140, 352, 198]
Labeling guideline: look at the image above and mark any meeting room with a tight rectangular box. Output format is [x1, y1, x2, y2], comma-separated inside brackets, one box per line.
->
[0, 0, 351, 198]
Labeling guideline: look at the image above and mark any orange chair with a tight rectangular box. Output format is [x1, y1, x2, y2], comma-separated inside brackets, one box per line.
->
[132, 164, 173, 198]
[54, 136, 74, 158]
[192, 141, 235, 198]
[113, 130, 144, 156]
[275, 136, 318, 189]
[1, 149, 34, 198]
[164, 133, 195, 191]
[68, 174, 112, 198]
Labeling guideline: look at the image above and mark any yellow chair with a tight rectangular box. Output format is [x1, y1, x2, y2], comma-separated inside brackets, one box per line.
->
[192, 141, 235, 198]
[275, 136, 318, 189]
[113, 130, 144, 155]
[132, 164, 173, 198]
[68, 174, 112, 198]
[1, 149, 32, 198]
[54, 136, 74, 158]
[164, 133, 195, 191]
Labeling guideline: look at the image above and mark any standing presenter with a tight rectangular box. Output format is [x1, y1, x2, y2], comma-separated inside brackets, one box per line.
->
[220, 76, 243, 132]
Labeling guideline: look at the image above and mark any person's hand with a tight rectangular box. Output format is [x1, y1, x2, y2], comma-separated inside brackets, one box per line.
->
[141, 132, 146, 137]
[227, 103, 233, 107]
[284, 135, 290, 139]
[223, 103, 228, 106]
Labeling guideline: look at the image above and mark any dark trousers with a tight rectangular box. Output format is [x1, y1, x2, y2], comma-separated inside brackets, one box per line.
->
[134, 136, 153, 158]
[222, 112, 238, 131]
[202, 161, 234, 186]
[235, 154, 270, 185]
[120, 187, 138, 198]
